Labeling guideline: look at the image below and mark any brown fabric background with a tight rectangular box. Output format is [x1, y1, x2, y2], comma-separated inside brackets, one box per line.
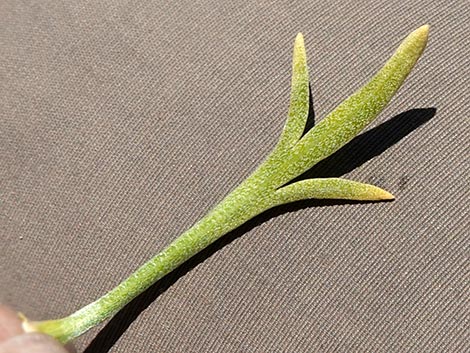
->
[1, 1, 468, 352]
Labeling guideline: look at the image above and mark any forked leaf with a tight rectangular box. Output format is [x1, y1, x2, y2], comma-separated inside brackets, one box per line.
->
[274, 25, 429, 185]
[18, 26, 428, 345]
[273, 178, 394, 204]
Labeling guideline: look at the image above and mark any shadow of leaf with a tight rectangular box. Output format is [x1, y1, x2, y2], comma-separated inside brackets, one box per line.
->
[294, 107, 436, 180]
[301, 84, 316, 136]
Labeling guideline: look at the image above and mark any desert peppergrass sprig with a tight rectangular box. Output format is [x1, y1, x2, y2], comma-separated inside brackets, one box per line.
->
[20, 25, 429, 343]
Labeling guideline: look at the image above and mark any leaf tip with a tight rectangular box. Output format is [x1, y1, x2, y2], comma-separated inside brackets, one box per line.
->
[377, 188, 395, 201]
[414, 24, 430, 42]
[295, 32, 304, 44]
[407, 24, 430, 53]
[360, 183, 395, 201]
[294, 33, 305, 55]
[293, 32, 307, 64]
[397, 24, 430, 61]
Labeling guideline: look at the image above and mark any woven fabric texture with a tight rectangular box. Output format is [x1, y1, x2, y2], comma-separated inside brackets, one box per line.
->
[1, 1, 468, 352]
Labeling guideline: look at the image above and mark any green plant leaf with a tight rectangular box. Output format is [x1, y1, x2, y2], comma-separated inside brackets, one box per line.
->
[273, 178, 394, 204]
[276, 33, 310, 150]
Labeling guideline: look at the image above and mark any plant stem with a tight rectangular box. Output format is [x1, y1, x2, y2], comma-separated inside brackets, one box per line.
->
[22, 172, 277, 343]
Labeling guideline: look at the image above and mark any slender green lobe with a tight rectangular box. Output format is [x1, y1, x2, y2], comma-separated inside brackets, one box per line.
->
[257, 33, 309, 181]
[276, 33, 310, 150]
[274, 178, 395, 204]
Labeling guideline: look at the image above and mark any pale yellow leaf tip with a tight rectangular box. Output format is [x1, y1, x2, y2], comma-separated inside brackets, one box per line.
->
[295, 32, 304, 44]
[400, 24, 430, 55]
[415, 24, 430, 40]
[292, 33, 306, 68]
[362, 183, 395, 201]
[294, 33, 305, 53]
[377, 189, 395, 201]
[411, 24, 430, 48]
